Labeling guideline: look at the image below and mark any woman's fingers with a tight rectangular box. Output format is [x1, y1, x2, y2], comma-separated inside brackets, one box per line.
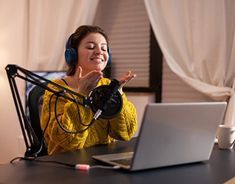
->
[78, 70, 104, 95]
[84, 70, 103, 84]
[119, 71, 136, 85]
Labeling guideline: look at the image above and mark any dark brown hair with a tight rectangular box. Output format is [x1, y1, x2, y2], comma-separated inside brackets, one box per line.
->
[66, 25, 109, 76]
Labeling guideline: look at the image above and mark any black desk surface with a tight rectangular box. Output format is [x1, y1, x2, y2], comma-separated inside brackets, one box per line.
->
[0, 138, 235, 184]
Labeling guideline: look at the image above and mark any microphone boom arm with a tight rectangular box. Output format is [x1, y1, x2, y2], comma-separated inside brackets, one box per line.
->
[5, 64, 89, 156]
[5, 64, 123, 157]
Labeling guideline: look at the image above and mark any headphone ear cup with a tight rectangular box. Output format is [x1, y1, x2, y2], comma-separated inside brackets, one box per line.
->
[103, 48, 112, 78]
[65, 35, 78, 65]
[65, 47, 77, 65]
[107, 47, 112, 65]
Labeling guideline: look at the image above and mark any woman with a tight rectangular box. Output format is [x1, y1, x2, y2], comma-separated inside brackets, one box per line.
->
[40, 25, 138, 155]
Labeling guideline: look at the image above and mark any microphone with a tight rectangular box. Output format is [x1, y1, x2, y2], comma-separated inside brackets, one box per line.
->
[87, 79, 123, 120]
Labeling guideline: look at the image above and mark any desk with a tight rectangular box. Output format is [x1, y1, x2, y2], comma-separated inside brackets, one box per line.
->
[0, 138, 235, 184]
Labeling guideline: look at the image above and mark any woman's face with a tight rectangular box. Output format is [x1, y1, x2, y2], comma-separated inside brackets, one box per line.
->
[77, 33, 109, 75]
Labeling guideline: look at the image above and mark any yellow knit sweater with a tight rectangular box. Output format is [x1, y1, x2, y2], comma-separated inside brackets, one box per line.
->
[40, 78, 138, 155]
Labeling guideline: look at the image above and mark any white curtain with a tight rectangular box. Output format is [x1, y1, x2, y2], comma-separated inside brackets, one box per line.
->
[144, 0, 235, 126]
[0, 0, 99, 163]
[26, 0, 99, 70]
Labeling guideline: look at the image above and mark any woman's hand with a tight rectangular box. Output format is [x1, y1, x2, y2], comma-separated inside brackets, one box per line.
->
[75, 66, 103, 96]
[117, 71, 136, 94]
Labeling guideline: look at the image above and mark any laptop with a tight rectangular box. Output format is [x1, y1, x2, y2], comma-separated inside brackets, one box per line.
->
[92, 102, 227, 171]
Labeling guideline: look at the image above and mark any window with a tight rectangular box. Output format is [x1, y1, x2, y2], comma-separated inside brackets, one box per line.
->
[94, 0, 163, 102]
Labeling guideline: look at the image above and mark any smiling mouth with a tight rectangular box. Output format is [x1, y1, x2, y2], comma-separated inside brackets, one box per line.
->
[91, 58, 104, 62]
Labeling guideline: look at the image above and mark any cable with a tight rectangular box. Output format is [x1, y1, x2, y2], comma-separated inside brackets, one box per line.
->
[90, 165, 121, 170]
[54, 94, 96, 134]
[10, 156, 121, 171]
[10, 156, 74, 168]
[74, 164, 121, 171]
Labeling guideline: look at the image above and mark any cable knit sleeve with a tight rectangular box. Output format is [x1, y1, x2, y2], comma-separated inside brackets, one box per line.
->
[108, 93, 138, 141]
[40, 80, 94, 155]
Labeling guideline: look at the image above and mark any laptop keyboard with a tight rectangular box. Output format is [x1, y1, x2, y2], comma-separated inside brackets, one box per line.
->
[110, 157, 132, 166]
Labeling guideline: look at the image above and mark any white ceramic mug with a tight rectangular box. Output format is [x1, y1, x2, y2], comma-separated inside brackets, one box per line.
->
[217, 124, 235, 149]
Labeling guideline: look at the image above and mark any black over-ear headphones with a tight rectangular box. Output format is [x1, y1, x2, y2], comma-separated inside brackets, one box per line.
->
[64, 34, 112, 65]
